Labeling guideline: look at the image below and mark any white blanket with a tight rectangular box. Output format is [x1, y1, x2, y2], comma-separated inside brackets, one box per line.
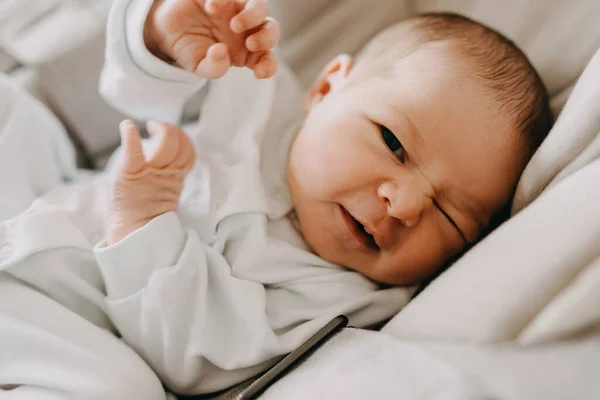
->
[261, 329, 490, 400]
[259, 328, 600, 400]
[0, 74, 77, 220]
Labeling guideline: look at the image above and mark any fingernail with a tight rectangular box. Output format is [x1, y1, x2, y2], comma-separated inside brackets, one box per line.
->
[214, 46, 227, 60]
[146, 120, 159, 134]
[232, 20, 243, 32]
[119, 120, 133, 132]
[256, 68, 267, 79]
[247, 38, 258, 51]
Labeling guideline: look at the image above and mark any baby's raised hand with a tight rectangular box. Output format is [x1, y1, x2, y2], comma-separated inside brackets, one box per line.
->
[145, 0, 280, 79]
[106, 120, 195, 245]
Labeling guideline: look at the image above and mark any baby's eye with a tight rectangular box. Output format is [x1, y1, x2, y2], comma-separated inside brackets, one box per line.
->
[380, 125, 406, 163]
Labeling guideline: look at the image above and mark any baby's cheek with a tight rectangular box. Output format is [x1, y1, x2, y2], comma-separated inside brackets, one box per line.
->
[291, 116, 363, 197]
[292, 162, 331, 198]
[377, 220, 458, 285]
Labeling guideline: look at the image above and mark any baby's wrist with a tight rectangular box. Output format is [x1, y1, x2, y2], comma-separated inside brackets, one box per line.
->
[144, 1, 173, 62]
[105, 216, 153, 246]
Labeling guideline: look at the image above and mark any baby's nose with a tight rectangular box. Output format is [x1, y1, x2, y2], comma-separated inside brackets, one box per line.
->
[377, 181, 426, 227]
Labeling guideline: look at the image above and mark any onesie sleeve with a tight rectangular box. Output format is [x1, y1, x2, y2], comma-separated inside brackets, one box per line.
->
[94, 212, 284, 394]
[99, 0, 207, 123]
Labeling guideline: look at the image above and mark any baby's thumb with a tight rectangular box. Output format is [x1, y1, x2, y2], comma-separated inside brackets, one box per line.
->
[119, 120, 145, 174]
[194, 43, 231, 79]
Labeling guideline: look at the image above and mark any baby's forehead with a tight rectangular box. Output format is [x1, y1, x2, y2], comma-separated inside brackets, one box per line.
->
[354, 43, 477, 101]
[354, 36, 471, 84]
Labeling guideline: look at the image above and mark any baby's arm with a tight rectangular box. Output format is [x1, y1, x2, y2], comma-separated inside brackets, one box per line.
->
[100, 0, 279, 123]
[97, 214, 281, 394]
[101, 120, 279, 393]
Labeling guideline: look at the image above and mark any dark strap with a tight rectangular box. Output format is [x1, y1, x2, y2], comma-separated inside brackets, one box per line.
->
[184, 315, 349, 400]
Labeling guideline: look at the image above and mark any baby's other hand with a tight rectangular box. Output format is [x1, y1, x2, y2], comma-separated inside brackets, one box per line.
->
[145, 0, 280, 79]
[106, 120, 195, 245]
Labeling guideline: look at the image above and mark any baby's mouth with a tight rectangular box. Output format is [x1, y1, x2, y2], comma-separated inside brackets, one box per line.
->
[340, 206, 379, 250]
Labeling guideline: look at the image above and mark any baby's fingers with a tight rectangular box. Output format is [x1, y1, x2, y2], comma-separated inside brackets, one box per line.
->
[246, 17, 280, 52]
[146, 121, 181, 169]
[119, 120, 145, 174]
[252, 50, 278, 79]
[231, 0, 268, 33]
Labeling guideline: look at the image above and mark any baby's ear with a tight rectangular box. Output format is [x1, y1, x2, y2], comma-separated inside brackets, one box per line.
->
[304, 54, 354, 112]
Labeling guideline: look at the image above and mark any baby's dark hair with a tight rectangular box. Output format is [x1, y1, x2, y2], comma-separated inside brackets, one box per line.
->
[356, 12, 554, 158]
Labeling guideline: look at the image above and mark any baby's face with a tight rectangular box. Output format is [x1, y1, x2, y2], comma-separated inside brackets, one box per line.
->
[287, 45, 526, 285]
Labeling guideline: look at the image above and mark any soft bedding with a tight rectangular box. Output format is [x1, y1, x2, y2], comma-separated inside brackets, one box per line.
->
[0, 74, 76, 220]
[256, 328, 600, 400]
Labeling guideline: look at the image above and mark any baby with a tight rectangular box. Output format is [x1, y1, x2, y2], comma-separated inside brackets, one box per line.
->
[97, 0, 552, 395]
